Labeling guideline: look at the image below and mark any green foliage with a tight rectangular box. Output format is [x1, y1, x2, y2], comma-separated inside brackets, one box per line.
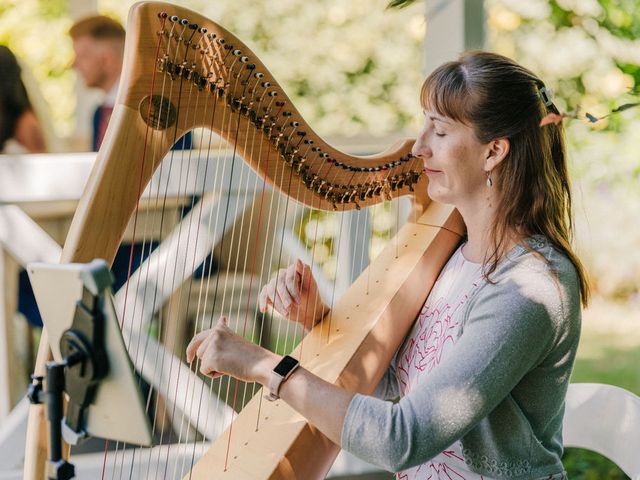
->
[563, 448, 629, 480]
[488, 0, 640, 304]
[0, 0, 75, 137]
[386, 0, 419, 9]
[100, 0, 426, 138]
[37, 0, 67, 18]
[2, 0, 638, 301]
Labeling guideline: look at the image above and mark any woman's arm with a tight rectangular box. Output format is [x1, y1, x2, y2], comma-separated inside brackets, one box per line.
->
[186, 318, 353, 445]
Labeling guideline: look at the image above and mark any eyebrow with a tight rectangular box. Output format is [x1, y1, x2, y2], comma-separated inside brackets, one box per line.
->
[429, 115, 451, 124]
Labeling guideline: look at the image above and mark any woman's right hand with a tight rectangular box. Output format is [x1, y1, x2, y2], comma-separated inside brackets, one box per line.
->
[258, 259, 329, 330]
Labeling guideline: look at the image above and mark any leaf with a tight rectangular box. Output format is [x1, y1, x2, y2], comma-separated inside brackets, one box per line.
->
[585, 112, 599, 123]
[611, 102, 640, 113]
[387, 0, 417, 8]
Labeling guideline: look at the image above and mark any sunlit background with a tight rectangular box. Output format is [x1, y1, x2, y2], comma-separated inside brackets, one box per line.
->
[1, 0, 639, 478]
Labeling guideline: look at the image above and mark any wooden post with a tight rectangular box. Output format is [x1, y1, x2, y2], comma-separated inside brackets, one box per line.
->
[424, 0, 486, 74]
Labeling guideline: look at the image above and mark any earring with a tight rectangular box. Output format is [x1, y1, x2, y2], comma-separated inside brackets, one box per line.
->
[486, 171, 493, 188]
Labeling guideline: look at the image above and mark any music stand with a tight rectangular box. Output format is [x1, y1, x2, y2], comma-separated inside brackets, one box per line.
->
[27, 260, 152, 479]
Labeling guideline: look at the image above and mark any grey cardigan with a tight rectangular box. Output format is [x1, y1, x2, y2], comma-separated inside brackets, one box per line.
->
[341, 236, 581, 479]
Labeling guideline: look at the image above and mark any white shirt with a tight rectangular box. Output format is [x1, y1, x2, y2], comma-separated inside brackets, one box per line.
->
[395, 245, 488, 480]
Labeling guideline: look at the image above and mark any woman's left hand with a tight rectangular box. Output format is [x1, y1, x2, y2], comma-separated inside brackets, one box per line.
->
[186, 317, 277, 383]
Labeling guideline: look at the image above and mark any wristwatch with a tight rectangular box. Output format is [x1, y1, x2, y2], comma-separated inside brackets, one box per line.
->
[265, 355, 299, 401]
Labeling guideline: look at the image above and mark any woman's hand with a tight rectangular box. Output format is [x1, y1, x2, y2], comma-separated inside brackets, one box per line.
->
[187, 319, 353, 449]
[258, 259, 329, 330]
[186, 317, 278, 384]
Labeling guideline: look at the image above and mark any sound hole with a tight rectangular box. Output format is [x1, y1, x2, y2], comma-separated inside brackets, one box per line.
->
[139, 94, 177, 130]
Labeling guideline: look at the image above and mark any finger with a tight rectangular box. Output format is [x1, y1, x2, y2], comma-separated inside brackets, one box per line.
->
[199, 361, 222, 379]
[295, 258, 305, 276]
[298, 260, 313, 289]
[260, 281, 277, 313]
[274, 290, 290, 316]
[276, 275, 294, 313]
[258, 284, 270, 312]
[186, 329, 212, 362]
[285, 264, 301, 303]
[196, 333, 215, 360]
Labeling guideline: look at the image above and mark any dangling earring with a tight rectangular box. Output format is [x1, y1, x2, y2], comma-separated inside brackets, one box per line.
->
[486, 170, 493, 188]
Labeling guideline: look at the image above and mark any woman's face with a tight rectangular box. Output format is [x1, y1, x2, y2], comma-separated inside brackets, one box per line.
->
[411, 110, 489, 209]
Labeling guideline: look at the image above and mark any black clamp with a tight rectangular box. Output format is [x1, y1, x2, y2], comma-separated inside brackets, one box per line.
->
[26, 260, 114, 480]
[59, 282, 110, 445]
[27, 375, 44, 405]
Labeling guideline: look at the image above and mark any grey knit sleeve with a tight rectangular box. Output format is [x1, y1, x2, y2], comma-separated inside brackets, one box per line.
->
[340, 263, 570, 472]
[372, 359, 400, 400]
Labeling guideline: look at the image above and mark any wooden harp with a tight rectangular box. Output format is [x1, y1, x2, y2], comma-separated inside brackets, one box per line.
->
[24, 1, 464, 478]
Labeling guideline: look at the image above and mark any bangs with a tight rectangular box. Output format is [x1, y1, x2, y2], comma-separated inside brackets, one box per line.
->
[420, 61, 474, 125]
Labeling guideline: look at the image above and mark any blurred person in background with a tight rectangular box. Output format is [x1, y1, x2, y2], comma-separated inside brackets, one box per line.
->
[0, 45, 46, 154]
[69, 15, 191, 151]
[69, 15, 125, 152]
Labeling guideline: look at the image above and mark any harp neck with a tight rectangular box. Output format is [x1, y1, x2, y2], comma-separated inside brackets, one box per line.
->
[115, 1, 429, 213]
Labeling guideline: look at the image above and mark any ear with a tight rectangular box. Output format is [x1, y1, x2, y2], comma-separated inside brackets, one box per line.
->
[483, 138, 510, 172]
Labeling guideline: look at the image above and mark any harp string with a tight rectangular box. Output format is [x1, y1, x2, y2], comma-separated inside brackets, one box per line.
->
[178, 36, 258, 470]
[143, 17, 193, 474]
[184, 39, 229, 469]
[270, 131, 301, 361]
[90, 6, 413, 476]
[189, 43, 236, 459]
[279, 124, 314, 356]
[125, 15, 180, 479]
[296, 143, 335, 363]
[206, 53, 252, 469]
[162, 32, 209, 479]
[252, 99, 296, 432]
[235, 70, 278, 409]
[222, 77, 293, 464]
[96, 11, 171, 479]
[164, 22, 224, 478]
[131, 14, 200, 478]
[171, 32, 227, 479]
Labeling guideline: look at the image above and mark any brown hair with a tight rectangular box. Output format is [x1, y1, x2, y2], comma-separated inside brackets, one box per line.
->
[0, 45, 34, 150]
[69, 15, 125, 41]
[421, 51, 589, 305]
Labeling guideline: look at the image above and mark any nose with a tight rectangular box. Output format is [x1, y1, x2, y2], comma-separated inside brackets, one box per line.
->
[411, 131, 431, 161]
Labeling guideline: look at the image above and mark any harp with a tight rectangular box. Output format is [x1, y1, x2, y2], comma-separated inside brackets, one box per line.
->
[24, 1, 464, 478]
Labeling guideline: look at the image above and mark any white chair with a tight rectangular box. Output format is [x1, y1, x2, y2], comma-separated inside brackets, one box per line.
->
[564, 383, 640, 480]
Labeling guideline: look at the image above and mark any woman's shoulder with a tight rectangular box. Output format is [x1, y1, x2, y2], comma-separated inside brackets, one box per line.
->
[462, 237, 581, 357]
[501, 235, 579, 288]
[482, 235, 581, 327]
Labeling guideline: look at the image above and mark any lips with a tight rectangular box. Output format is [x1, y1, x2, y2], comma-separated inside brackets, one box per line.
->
[424, 167, 442, 174]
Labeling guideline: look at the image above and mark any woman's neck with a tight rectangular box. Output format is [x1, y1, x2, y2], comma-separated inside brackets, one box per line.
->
[458, 198, 520, 264]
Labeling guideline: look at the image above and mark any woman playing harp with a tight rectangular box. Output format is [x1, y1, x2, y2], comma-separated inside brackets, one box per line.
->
[188, 51, 590, 480]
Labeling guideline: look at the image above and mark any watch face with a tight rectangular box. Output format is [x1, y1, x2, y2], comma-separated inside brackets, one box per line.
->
[273, 355, 299, 376]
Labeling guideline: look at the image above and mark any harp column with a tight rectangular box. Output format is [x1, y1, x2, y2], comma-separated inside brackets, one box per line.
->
[423, 0, 486, 74]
